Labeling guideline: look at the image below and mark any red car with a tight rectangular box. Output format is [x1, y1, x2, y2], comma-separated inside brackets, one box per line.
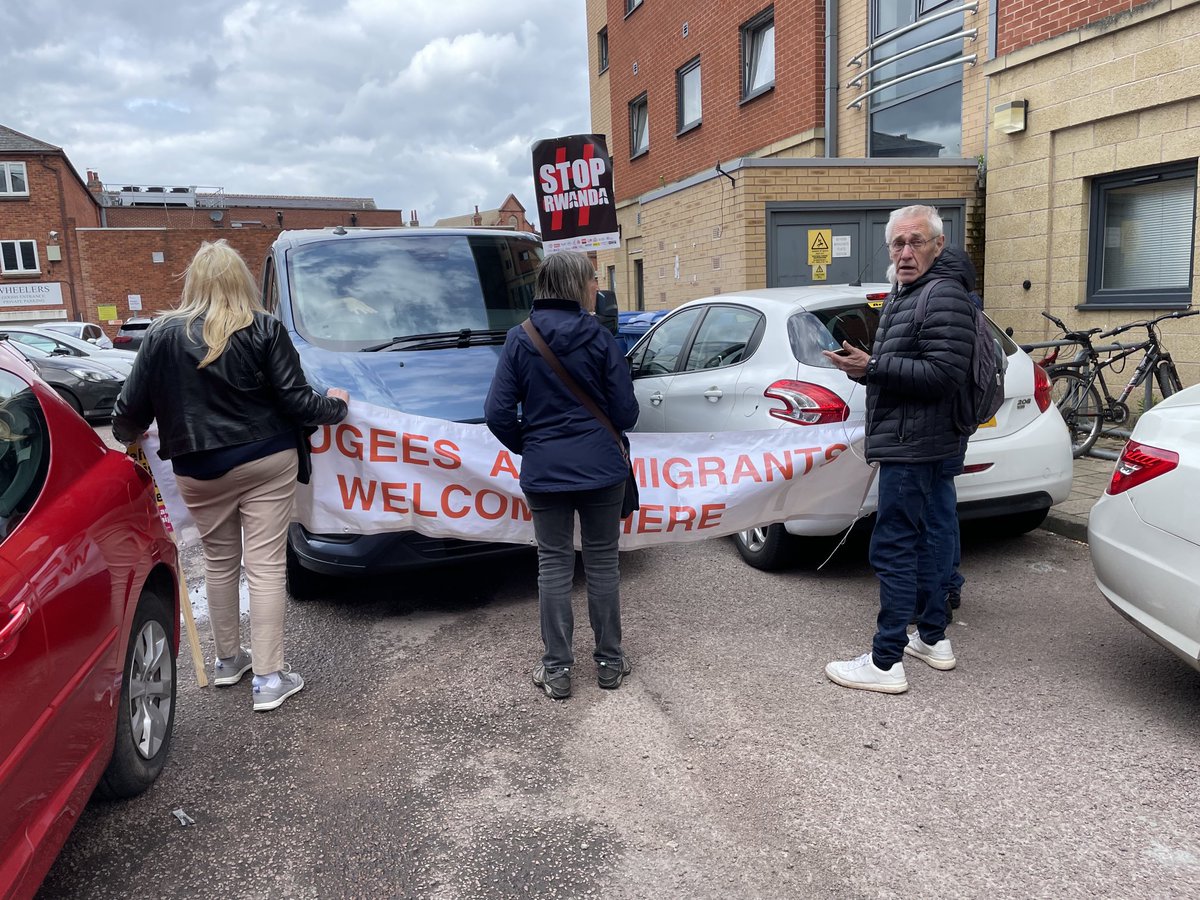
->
[0, 342, 179, 900]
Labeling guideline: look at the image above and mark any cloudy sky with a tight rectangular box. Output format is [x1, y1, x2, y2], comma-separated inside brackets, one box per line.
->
[4, 1, 591, 225]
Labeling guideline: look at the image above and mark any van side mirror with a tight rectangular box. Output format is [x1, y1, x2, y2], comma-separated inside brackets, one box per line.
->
[595, 290, 619, 336]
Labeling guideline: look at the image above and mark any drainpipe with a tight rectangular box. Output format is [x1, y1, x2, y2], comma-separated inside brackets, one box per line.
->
[824, 0, 839, 157]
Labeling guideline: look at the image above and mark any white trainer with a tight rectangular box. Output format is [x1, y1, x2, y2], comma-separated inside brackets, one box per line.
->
[904, 632, 957, 670]
[825, 652, 909, 694]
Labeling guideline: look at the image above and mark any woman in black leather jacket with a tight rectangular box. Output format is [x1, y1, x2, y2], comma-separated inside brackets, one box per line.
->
[113, 239, 348, 712]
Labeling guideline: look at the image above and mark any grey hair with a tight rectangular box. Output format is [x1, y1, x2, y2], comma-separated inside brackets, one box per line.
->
[534, 250, 595, 303]
[885, 205, 944, 242]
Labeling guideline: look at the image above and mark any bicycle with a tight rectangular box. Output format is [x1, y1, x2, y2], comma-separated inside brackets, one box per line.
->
[1041, 308, 1198, 457]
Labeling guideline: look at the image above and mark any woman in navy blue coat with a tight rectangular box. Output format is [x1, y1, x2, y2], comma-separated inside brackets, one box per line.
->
[485, 251, 639, 700]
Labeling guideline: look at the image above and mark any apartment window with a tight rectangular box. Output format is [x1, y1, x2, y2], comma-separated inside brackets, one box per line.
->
[597, 28, 609, 74]
[629, 93, 649, 158]
[1086, 163, 1197, 307]
[868, 0, 964, 158]
[0, 162, 28, 197]
[741, 8, 775, 102]
[625, 0, 643, 15]
[0, 240, 39, 275]
[676, 57, 702, 133]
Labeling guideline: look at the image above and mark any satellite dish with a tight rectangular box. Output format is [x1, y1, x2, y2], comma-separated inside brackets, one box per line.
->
[209, 211, 224, 222]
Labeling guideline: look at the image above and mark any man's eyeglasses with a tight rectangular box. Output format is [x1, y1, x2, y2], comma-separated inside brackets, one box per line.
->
[886, 238, 930, 254]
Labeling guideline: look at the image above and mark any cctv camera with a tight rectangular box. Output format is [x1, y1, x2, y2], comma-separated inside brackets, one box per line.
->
[49, 231, 59, 241]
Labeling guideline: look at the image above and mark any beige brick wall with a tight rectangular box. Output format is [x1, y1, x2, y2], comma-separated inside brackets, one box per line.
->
[985, 0, 1200, 387]
[605, 163, 977, 312]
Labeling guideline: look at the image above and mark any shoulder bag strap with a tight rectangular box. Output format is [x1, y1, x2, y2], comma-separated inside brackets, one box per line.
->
[521, 318, 629, 463]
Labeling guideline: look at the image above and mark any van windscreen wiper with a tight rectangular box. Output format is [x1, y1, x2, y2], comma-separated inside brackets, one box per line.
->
[361, 328, 511, 352]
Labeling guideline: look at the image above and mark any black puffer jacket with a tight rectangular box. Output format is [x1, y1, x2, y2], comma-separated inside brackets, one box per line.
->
[863, 249, 976, 463]
[113, 312, 347, 459]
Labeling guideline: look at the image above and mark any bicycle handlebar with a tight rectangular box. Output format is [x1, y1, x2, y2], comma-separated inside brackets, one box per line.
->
[1101, 308, 1199, 339]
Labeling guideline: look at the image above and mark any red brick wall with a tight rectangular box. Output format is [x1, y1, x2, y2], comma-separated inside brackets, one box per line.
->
[103, 205, 405, 229]
[607, 0, 824, 201]
[995, 0, 1156, 56]
[75, 229, 279, 332]
[0, 154, 101, 318]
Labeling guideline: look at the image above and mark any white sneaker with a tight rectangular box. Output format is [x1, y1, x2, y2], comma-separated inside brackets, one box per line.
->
[213, 646, 252, 686]
[904, 632, 957, 670]
[825, 652, 908, 694]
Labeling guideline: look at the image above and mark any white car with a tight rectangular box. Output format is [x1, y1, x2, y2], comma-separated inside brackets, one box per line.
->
[36, 320, 114, 350]
[1089, 384, 1200, 672]
[0, 326, 137, 377]
[627, 285, 1074, 568]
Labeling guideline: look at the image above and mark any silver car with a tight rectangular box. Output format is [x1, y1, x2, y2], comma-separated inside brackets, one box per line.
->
[0, 326, 137, 377]
[627, 285, 1074, 568]
[37, 320, 114, 350]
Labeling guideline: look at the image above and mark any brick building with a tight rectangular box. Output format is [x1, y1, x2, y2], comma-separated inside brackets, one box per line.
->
[0, 123, 408, 335]
[587, 0, 1199, 382]
[434, 194, 538, 233]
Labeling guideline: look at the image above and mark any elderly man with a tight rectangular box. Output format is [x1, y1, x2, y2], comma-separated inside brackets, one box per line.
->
[821, 205, 976, 693]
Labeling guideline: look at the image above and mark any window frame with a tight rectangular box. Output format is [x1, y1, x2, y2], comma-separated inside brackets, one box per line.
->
[676, 56, 702, 135]
[625, 0, 643, 17]
[597, 27, 609, 74]
[629, 93, 649, 160]
[0, 240, 39, 276]
[0, 162, 29, 197]
[1085, 162, 1198, 309]
[740, 6, 775, 104]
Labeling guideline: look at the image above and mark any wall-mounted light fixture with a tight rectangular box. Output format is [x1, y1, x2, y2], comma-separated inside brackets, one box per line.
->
[275, 211, 283, 227]
[48, 230, 59, 242]
[350, 213, 358, 226]
[994, 100, 1027, 134]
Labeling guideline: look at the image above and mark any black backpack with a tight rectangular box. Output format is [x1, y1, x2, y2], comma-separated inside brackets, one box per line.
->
[912, 279, 1007, 434]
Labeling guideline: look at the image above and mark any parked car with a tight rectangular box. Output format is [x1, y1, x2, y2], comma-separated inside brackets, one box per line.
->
[37, 320, 114, 350]
[0, 340, 124, 421]
[0, 325, 137, 377]
[0, 342, 180, 900]
[260, 227, 543, 591]
[626, 285, 1075, 568]
[1089, 383, 1200, 672]
[113, 317, 154, 350]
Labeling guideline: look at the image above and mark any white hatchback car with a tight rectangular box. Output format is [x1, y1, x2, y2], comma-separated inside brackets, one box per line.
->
[1089, 384, 1200, 672]
[37, 320, 114, 350]
[627, 285, 1075, 568]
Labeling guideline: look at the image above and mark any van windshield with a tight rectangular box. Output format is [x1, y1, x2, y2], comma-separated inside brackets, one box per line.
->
[287, 233, 543, 350]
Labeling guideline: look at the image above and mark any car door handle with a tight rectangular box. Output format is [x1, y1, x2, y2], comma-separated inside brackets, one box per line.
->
[703, 388, 723, 402]
[0, 601, 31, 648]
[649, 390, 664, 406]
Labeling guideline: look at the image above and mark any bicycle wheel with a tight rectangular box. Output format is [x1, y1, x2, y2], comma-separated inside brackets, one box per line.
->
[1154, 359, 1183, 398]
[1049, 371, 1103, 457]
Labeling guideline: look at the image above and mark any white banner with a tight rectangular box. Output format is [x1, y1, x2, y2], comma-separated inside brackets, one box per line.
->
[142, 401, 872, 551]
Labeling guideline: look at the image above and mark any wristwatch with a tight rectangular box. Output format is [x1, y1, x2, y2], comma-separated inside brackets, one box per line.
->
[866, 356, 878, 379]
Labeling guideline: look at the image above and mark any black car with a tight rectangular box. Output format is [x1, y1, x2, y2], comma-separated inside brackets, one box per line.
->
[0, 339, 124, 420]
[113, 317, 154, 350]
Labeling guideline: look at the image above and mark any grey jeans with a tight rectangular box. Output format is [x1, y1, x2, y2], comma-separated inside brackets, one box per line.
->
[524, 481, 626, 672]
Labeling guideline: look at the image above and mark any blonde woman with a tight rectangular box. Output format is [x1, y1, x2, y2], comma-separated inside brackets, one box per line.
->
[113, 240, 349, 712]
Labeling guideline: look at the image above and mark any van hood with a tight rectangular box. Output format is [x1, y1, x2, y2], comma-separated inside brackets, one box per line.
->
[293, 336, 506, 423]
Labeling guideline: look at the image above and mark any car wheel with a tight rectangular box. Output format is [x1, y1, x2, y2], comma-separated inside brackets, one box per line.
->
[52, 387, 83, 416]
[987, 507, 1050, 537]
[732, 524, 796, 570]
[96, 586, 176, 800]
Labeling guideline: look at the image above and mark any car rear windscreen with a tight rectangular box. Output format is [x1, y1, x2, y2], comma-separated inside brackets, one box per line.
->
[286, 234, 543, 350]
[788, 303, 882, 368]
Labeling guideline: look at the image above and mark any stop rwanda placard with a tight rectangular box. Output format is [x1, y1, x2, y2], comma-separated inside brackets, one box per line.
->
[532, 134, 620, 254]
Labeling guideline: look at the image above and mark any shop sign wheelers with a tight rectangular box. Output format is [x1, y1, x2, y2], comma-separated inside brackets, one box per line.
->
[532, 134, 619, 254]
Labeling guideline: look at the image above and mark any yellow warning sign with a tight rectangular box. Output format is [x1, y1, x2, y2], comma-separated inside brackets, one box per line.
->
[812, 263, 827, 281]
[808, 229, 832, 266]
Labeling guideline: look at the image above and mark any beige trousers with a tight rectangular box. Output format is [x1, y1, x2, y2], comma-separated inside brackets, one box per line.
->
[176, 449, 297, 675]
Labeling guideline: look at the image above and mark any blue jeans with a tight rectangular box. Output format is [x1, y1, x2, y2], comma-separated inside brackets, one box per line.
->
[869, 461, 958, 667]
[524, 482, 625, 671]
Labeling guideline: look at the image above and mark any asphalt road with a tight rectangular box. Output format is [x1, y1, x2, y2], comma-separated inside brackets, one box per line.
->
[35, 518, 1200, 900]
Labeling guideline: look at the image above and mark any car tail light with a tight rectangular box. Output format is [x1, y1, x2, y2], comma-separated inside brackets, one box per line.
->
[764, 380, 850, 425]
[114, 335, 132, 345]
[1106, 441, 1178, 495]
[1033, 363, 1052, 412]
[865, 291, 890, 301]
[962, 463, 993, 474]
